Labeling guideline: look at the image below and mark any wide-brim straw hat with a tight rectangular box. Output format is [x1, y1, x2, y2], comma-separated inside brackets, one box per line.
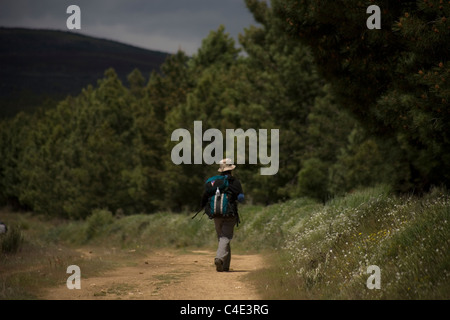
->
[218, 158, 236, 172]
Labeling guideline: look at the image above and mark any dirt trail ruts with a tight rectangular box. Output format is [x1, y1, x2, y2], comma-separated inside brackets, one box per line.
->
[40, 250, 264, 300]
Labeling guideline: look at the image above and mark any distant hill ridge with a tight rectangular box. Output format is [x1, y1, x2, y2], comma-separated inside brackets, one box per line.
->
[0, 27, 170, 117]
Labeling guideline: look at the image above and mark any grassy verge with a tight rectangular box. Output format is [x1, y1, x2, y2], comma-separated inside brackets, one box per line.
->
[247, 185, 450, 299]
[1, 185, 449, 299]
[0, 211, 152, 299]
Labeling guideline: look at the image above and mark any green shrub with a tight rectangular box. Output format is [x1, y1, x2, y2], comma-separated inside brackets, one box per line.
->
[295, 158, 329, 202]
[85, 209, 114, 240]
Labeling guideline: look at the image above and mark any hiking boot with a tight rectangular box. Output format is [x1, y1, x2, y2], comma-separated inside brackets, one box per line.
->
[214, 258, 224, 272]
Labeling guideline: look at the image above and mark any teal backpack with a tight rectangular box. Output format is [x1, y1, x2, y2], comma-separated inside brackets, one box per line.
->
[204, 175, 232, 218]
[192, 175, 235, 220]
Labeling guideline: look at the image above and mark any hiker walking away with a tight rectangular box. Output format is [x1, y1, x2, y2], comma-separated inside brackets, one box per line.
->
[200, 158, 244, 272]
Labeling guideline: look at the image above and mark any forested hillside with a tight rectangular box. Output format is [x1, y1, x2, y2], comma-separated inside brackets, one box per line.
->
[0, 0, 449, 219]
[0, 28, 169, 117]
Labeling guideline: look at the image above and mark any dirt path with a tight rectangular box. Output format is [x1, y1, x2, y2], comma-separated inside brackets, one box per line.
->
[40, 249, 264, 300]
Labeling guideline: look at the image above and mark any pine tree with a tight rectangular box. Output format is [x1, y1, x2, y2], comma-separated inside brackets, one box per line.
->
[162, 27, 243, 210]
[275, 0, 450, 191]
[0, 113, 32, 209]
[238, 0, 325, 203]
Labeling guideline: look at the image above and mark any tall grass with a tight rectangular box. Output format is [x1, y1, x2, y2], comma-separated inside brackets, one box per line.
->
[38, 184, 450, 299]
[250, 185, 450, 299]
[1, 185, 448, 299]
[0, 211, 123, 299]
[1, 225, 24, 254]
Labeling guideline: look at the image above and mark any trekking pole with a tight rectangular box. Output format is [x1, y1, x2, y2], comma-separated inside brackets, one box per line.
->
[191, 207, 204, 220]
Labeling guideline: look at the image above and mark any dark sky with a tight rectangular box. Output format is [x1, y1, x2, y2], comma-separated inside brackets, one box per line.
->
[0, 0, 258, 55]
